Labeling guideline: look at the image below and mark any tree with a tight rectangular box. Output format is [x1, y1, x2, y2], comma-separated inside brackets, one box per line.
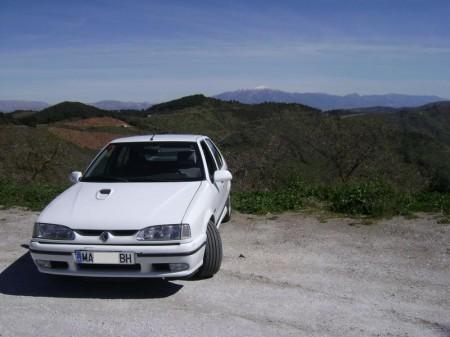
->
[300, 115, 382, 183]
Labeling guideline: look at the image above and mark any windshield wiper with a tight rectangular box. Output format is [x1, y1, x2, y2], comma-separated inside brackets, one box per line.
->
[82, 175, 129, 182]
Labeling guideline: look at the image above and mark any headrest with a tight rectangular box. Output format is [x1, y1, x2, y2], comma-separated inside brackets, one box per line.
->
[177, 150, 196, 164]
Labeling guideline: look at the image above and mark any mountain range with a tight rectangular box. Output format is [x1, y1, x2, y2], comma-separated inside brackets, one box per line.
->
[213, 88, 446, 110]
[0, 100, 152, 113]
[90, 100, 152, 111]
[0, 100, 49, 113]
[1, 89, 447, 112]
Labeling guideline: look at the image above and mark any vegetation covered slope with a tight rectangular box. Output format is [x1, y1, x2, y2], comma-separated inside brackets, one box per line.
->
[17, 101, 145, 125]
[1, 95, 449, 216]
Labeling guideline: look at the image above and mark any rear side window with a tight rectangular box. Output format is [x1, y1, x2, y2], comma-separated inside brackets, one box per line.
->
[200, 141, 217, 180]
[205, 139, 224, 168]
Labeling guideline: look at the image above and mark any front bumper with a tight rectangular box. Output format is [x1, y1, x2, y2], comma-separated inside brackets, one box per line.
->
[29, 234, 206, 278]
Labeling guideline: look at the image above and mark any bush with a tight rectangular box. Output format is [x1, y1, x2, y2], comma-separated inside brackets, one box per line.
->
[429, 169, 450, 193]
[1, 178, 448, 217]
[233, 190, 302, 214]
[408, 192, 450, 214]
[327, 182, 401, 216]
[233, 179, 450, 217]
[233, 181, 405, 216]
[232, 179, 312, 214]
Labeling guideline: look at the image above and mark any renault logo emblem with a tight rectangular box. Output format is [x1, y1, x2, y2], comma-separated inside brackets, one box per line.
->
[99, 231, 109, 242]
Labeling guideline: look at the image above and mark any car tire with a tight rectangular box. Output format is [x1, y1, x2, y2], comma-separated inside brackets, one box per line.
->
[222, 195, 231, 223]
[196, 219, 222, 278]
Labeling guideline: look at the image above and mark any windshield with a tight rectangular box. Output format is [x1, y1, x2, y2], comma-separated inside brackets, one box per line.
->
[82, 141, 205, 182]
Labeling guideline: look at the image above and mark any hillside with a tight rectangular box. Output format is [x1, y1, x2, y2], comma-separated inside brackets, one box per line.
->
[145, 94, 231, 114]
[19, 102, 106, 124]
[16, 101, 147, 125]
[135, 96, 450, 193]
[1, 95, 449, 215]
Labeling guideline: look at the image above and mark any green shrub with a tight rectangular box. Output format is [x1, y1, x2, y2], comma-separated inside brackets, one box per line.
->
[232, 179, 450, 217]
[233, 190, 302, 214]
[326, 182, 401, 216]
[233, 178, 306, 214]
[233, 182, 400, 216]
[1, 178, 448, 217]
[0, 181, 66, 211]
[408, 192, 450, 214]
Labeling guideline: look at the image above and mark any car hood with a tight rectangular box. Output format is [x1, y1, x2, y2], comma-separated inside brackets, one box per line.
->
[38, 181, 202, 230]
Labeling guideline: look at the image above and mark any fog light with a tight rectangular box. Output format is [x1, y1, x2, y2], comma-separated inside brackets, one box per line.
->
[36, 260, 51, 268]
[169, 263, 189, 272]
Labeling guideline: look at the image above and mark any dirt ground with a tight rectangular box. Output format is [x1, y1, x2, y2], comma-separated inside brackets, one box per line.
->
[48, 127, 122, 150]
[0, 209, 448, 337]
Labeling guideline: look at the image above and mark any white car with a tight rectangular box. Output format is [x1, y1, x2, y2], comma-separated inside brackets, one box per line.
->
[30, 134, 232, 278]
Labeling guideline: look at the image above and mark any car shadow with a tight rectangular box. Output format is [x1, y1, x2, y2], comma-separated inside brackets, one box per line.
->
[0, 252, 183, 299]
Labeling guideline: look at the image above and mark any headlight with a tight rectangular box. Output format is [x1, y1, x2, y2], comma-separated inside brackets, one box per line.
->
[33, 223, 75, 240]
[136, 224, 191, 241]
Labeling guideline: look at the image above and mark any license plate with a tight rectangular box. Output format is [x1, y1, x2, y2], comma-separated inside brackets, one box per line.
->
[74, 251, 135, 264]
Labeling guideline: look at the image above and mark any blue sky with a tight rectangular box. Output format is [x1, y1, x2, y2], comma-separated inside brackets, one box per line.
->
[1, 0, 449, 103]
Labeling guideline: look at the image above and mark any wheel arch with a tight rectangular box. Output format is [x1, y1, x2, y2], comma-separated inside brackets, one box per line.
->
[200, 211, 215, 235]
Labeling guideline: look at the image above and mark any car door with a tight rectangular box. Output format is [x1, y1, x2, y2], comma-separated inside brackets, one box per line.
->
[200, 140, 223, 223]
[205, 139, 229, 215]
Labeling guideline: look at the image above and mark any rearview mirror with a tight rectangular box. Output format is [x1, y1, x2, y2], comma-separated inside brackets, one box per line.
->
[213, 170, 232, 183]
[69, 171, 82, 184]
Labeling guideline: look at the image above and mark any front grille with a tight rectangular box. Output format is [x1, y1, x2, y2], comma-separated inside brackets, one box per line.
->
[77, 264, 141, 271]
[75, 230, 103, 236]
[75, 230, 138, 236]
[110, 230, 138, 236]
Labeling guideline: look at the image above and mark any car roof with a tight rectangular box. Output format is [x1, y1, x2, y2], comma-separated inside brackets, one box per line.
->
[110, 134, 206, 143]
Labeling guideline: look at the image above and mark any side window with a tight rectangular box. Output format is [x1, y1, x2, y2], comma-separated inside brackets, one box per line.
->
[200, 141, 218, 180]
[205, 139, 224, 168]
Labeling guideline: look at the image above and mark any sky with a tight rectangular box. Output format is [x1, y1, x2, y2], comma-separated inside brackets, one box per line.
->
[1, 0, 449, 103]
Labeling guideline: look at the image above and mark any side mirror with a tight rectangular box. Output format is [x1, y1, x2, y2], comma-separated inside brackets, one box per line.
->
[213, 170, 232, 183]
[69, 171, 82, 184]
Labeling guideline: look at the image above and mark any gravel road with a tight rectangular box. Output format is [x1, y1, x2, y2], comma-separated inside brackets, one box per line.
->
[0, 209, 449, 337]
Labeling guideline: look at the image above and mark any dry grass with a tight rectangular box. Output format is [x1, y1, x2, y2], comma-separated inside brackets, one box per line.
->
[61, 117, 129, 128]
[48, 127, 122, 150]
